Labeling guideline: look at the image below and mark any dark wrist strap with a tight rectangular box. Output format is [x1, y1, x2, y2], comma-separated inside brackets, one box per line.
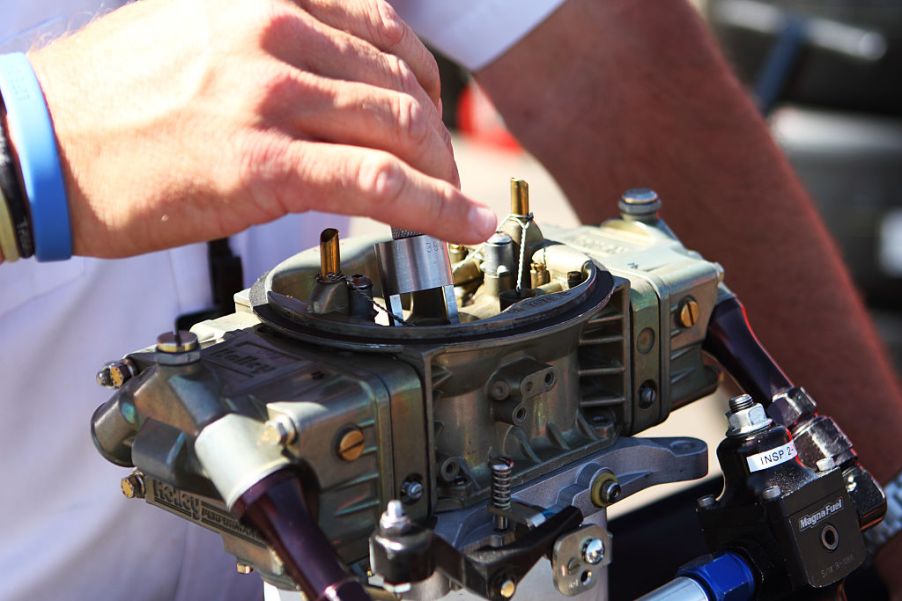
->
[0, 115, 34, 258]
[175, 238, 244, 331]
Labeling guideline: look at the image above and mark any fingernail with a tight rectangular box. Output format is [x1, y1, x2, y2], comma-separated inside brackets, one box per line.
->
[469, 205, 497, 239]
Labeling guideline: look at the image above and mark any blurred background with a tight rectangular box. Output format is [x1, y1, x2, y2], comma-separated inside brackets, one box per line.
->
[341, 2, 900, 597]
[349, 0, 902, 373]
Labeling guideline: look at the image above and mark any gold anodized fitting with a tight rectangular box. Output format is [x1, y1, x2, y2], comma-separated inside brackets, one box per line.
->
[319, 228, 341, 277]
[510, 178, 529, 216]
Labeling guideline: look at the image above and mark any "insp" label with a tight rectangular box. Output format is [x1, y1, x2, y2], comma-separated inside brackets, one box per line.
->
[746, 441, 798, 473]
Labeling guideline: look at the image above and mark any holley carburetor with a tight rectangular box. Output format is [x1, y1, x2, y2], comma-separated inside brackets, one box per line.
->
[92, 181, 885, 601]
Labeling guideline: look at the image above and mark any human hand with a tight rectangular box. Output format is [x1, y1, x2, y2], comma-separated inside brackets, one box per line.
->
[23, 0, 496, 257]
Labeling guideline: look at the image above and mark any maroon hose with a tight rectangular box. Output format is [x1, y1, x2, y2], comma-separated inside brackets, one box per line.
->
[232, 470, 371, 601]
[703, 296, 793, 405]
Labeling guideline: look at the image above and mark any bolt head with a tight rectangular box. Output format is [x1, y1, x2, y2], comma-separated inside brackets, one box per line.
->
[498, 579, 517, 599]
[96, 367, 114, 388]
[581, 538, 605, 565]
[490, 380, 511, 401]
[235, 562, 254, 575]
[601, 481, 621, 504]
[97, 361, 135, 388]
[401, 479, 424, 504]
[120, 473, 145, 499]
[337, 427, 366, 461]
[638, 382, 657, 409]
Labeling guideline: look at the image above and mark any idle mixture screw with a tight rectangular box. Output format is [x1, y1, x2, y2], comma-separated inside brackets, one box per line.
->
[582, 538, 605, 565]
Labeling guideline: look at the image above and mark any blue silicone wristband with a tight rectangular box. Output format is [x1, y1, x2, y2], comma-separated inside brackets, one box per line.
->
[0, 53, 71, 261]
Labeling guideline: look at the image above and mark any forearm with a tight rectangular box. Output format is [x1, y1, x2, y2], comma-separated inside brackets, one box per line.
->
[476, 1, 902, 480]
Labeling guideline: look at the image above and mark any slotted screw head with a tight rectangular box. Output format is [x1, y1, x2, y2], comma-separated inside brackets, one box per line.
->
[678, 298, 700, 328]
[337, 427, 365, 461]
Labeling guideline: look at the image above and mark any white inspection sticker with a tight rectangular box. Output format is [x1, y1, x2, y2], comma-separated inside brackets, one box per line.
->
[746, 441, 798, 473]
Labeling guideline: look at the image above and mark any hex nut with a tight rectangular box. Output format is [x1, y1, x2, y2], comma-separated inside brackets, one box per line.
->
[235, 562, 254, 575]
[96, 360, 135, 389]
[726, 400, 771, 437]
[120, 472, 145, 499]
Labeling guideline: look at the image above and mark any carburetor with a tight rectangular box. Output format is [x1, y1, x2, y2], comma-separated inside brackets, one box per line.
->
[91, 181, 884, 601]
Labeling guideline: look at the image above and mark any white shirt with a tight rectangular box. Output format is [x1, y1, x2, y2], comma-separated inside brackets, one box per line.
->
[0, 2, 564, 600]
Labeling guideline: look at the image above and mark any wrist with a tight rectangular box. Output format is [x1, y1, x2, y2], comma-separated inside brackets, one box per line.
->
[0, 52, 72, 260]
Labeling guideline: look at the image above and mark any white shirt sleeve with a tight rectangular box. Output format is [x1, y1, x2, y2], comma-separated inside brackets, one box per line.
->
[391, 0, 567, 71]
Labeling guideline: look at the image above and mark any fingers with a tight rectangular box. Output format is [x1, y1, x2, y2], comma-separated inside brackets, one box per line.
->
[259, 70, 457, 185]
[270, 141, 496, 244]
[293, 0, 441, 107]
